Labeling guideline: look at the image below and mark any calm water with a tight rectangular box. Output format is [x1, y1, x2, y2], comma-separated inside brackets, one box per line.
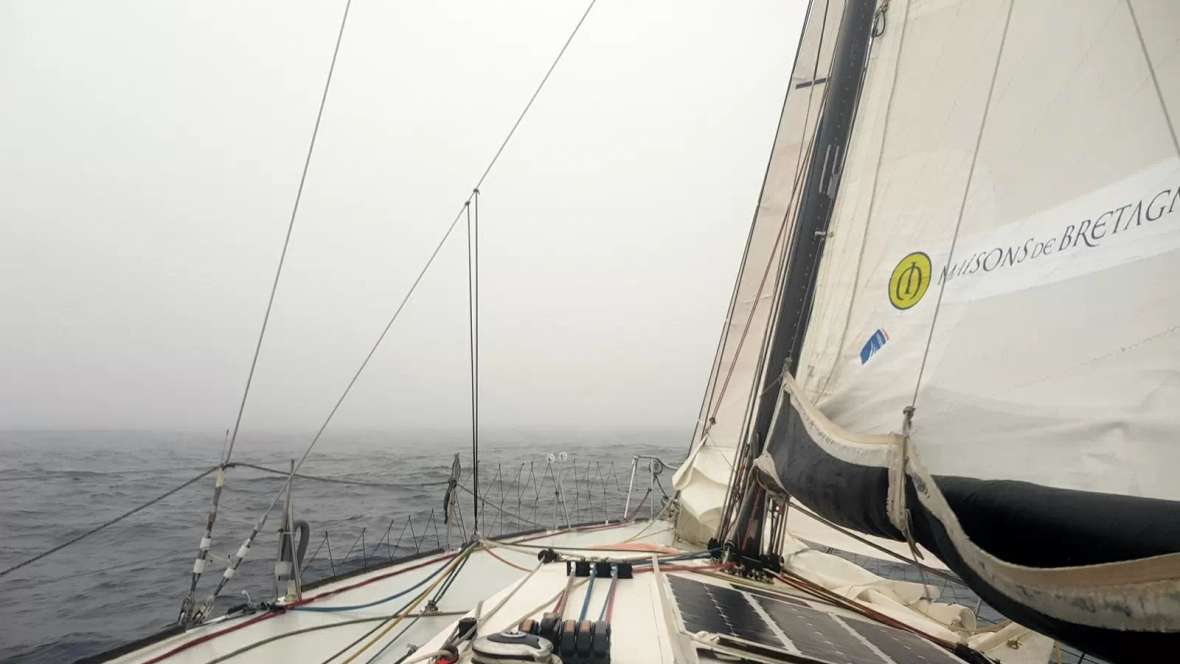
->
[0, 430, 685, 662]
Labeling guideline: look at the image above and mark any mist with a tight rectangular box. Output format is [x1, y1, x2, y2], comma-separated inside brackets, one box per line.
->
[0, 0, 804, 442]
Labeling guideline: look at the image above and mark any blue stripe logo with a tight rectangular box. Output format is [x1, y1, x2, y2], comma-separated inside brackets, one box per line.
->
[859, 328, 889, 365]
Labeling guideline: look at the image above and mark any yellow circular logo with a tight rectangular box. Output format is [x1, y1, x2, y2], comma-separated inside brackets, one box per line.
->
[888, 251, 931, 310]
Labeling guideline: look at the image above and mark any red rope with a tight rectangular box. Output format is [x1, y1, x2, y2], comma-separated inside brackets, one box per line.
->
[140, 551, 461, 663]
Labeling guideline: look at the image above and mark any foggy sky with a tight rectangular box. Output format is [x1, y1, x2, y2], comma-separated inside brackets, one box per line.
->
[1, 1, 804, 439]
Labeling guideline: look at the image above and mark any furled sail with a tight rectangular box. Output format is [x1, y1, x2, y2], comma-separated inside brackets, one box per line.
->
[683, 0, 1180, 660]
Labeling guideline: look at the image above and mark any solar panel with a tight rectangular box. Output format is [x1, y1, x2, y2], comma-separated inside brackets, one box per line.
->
[733, 582, 809, 608]
[666, 574, 971, 664]
[667, 575, 782, 647]
[668, 575, 893, 664]
[753, 596, 885, 664]
[842, 618, 964, 664]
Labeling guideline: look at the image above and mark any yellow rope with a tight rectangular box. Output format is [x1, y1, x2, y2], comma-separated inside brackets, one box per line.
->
[340, 547, 473, 664]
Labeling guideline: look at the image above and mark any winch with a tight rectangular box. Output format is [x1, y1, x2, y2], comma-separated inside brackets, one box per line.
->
[470, 629, 558, 664]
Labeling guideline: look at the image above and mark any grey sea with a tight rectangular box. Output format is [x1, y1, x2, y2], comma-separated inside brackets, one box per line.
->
[0, 430, 685, 663]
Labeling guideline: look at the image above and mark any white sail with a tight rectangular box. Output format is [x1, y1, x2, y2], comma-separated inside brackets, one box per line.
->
[795, 0, 1180, 501]
[673, 1, 845, 543]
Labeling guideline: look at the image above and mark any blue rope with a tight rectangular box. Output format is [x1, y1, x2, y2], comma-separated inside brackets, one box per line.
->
[294, 548, 467, 613]
[577, 567, 597, 622]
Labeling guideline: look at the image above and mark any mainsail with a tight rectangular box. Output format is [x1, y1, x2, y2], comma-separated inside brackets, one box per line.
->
[677, 0, 1180, 660]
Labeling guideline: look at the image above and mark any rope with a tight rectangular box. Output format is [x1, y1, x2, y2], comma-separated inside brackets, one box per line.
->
[292, 546, 469, 613]
[359, 552, 479, 664]
[788, 501, 959, 584]
[769, 569, 958, 652]
[577, 566, 598, 621]
[345, 554, 543, 663]
[0, 465, 218, 580]
[716, 0, 836, 538]
[325, 550, 472, 664]
[598, 568, 618, 621]
[483, 544, 532, 572]
[204, 611, 466, 664]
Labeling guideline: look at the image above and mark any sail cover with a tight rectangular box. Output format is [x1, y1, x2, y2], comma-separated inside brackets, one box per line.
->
[748, 0, 1180, 660]
[671, 0, 1180, 660]
[673, 0, 843, 544]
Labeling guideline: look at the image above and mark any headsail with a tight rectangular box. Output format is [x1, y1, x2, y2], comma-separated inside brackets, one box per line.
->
[681, 0, 1180, 660]
[672, 0, 843, 544]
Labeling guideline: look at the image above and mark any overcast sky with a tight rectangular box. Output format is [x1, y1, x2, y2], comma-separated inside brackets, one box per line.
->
[1, 0, 804, 439]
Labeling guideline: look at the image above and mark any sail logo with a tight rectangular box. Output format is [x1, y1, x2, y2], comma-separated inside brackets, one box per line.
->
[928, 159, 1180, 304]
[859, 328, 889, 364]
[888, 251, 930, 310]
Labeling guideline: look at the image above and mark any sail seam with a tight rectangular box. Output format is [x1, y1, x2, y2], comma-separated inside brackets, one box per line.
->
[1125, 0, 1180, 157]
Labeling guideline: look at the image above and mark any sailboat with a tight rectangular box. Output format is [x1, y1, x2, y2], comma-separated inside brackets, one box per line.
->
[38, 0, 1180, 662]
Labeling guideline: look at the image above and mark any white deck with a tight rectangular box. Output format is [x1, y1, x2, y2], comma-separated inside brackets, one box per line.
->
[112, 521, 677, 663]
[109, 517, 1054, 663]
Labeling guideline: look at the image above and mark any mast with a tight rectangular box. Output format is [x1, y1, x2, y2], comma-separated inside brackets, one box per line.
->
[725, 0, 876, 559]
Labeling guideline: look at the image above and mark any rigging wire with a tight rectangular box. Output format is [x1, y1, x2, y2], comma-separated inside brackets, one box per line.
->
[182, 0, 355, 619]
[473, 0, 598, 191]
[0, 465, 218, 580]
[909, 0, 1015, 408]
[178, 0, 600, 619]
[226, 462, 449, 489]
[701, 0, 829, 437]
[466, 192, 481, 535]
[716, 0, 836, 540]
[223, 0, 354, 467]
[455, 482, 546, 529]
